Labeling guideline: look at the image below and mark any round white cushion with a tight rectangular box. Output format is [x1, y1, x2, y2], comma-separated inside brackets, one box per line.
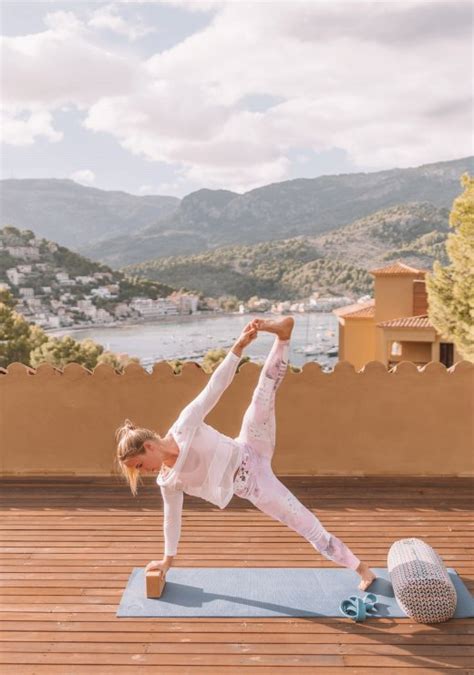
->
[388, 538, 457, 623]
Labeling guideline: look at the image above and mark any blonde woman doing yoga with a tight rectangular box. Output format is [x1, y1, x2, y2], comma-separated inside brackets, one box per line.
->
[115, 317, 376, 591]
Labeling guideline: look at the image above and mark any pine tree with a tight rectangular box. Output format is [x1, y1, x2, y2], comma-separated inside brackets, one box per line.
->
[426, 173, 474, 361]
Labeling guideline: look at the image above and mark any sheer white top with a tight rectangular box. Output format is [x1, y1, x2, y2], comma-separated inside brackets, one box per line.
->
[156, 350, 244, 556]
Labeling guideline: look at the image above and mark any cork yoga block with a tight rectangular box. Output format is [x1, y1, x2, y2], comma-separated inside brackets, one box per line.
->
[388, 538, 457, 623]
[146, 570, 166, 598]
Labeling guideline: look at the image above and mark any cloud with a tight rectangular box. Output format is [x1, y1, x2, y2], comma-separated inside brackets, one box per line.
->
[2, 1, 472, 190]
[70, 169, 96, 185]
[88, 3, 156, 41]
[1, 108, 63, 145]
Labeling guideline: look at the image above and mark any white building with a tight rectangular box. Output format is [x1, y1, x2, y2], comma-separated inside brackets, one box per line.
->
[91, 286, 113, 298]
[170, 292, 199, 313]
[271, 301, 292, 314]
[77, 299, 94, 311]
[41, 287, 52, 294]
[130, 297, 179, 318]
[55, 272, 70, 284]
[6, 269, 25, 286]
[26, 298, 43, 310]
[19, 287, 35, 298]
[114, 303, 131, 318]
[47, 316, 62, 329]
[6, 246, 39, 260]
[17, 265, 32, 274]
[76, 276, 95, 285]
[95, 308, 113, 323]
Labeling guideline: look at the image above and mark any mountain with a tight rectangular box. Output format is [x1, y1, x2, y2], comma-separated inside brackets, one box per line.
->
[123, 202, 450, 300]
[0, 179, 180, 250]
[309, 202, 450, 268]
[77, 156, 473, 266]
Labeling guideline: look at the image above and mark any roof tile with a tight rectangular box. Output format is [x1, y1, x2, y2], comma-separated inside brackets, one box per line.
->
[377, 314, 434, 329]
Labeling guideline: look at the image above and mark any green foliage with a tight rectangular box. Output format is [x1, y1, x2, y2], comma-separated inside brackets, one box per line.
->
[29, 336, 104, 370]
[167, 359, 184, 374]
[0, 290, 49, 368]
[0, 289, 139, 370]
[201, 348, 227, 373]
[426, 173, 474, 361]
[201, 349, 250, 373]
[52, 245, 111, 277]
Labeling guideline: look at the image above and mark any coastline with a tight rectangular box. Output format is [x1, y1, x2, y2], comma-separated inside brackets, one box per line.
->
[43, 310, 243, 336]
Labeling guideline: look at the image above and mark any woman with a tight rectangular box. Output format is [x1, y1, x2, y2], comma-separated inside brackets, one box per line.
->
[115, 317, 376, 591]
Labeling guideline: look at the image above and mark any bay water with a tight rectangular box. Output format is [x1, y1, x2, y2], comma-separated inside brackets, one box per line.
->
[48, 312, 339, 370]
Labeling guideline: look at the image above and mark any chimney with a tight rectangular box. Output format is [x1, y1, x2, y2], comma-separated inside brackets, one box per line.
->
[413, 279, 428, 315]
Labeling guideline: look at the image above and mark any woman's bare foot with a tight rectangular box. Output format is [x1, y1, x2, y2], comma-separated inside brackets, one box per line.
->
[356, 561, 377, 591]
[251, 316, 294, 340]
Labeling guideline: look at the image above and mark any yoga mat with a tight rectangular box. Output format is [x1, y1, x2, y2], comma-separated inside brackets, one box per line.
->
[116, 567, 474, 618]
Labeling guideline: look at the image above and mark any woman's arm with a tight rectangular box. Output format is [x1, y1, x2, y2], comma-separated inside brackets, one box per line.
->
[145, 486, 182, 575]
[160, 485, 184, 562]
[179, 322, 257, 426]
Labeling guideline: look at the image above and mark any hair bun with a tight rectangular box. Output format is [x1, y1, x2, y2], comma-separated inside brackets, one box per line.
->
[124, 419, 135, 430]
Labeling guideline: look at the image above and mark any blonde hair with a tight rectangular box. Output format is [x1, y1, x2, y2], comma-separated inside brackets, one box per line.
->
[114, 419, 158, 496]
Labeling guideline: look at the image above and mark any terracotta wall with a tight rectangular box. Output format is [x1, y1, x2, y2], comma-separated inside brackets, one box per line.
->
[374, 275, 421, 323]
[340, 320, 376, 371]
[1, 359, 473, 477]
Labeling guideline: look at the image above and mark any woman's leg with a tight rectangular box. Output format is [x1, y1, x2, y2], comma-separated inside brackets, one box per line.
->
[236, 336, 290, 460]
[248, 459, 361, 570]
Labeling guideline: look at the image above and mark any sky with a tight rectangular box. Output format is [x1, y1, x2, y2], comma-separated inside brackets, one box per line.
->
[1, 0, 473, 197]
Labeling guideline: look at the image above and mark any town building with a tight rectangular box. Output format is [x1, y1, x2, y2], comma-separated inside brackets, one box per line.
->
[6, 269, 25, 286]
[130, 297, 179, 318]
[333, 261, 461, 370]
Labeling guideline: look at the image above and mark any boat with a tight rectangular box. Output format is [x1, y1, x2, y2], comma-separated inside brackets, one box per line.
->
[303, 344, 320, 356]
[326, 346, 338, 357]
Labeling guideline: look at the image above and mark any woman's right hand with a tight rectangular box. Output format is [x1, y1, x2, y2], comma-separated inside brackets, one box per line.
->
[145, 559, 169, 575]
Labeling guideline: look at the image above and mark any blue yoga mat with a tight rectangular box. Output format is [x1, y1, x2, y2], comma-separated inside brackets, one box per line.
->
[116, 567, 474, 618]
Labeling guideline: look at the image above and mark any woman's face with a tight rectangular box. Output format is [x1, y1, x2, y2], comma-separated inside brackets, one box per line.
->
[124, 441, 162, 473]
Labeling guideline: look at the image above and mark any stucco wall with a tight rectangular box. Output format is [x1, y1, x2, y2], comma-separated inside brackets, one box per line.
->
[340, 320, 376, 371]
[374, 275, 421, 323]
[0, 359, 473, 477]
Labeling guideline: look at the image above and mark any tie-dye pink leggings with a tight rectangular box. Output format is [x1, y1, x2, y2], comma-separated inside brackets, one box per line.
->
[233, 336, 361, 571]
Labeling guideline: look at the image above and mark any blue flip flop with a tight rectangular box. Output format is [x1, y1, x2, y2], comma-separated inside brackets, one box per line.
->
[339, 593, 379, 621]
[363, 592, 378, 615]
[339, 595, 366, 622]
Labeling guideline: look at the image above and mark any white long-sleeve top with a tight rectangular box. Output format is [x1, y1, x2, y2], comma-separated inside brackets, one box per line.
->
[156, 349, 244, 556]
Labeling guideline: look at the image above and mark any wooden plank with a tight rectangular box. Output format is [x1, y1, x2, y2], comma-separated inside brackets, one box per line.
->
[0, 476, 472, 672]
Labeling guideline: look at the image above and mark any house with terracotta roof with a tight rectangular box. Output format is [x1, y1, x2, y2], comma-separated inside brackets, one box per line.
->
[333, 261, 461, 370]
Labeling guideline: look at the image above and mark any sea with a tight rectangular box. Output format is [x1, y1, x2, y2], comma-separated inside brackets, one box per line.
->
[47, 312, 339, 370]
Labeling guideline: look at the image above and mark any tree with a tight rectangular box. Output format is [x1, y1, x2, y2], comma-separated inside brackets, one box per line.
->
[30, 336, 104, 370]
[0, 290, 49, 368]
[426, 173, 474, 361]
[202, 348, 227, 373]
[0, 289, 138, 371]
[201, 348, 250, 373]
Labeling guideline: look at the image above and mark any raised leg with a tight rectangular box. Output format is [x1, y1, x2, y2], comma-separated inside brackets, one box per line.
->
[236, 336, 290, 459]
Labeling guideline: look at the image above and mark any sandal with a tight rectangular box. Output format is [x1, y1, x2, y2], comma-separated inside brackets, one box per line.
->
[340, 595, 366, 622]
[339, 593, 379, 622]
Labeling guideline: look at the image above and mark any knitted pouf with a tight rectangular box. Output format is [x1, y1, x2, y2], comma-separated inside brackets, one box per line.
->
[388, 538, 457, 623]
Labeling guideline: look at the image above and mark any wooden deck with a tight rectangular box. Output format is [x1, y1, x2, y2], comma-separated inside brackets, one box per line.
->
[0, 476, 473, 674]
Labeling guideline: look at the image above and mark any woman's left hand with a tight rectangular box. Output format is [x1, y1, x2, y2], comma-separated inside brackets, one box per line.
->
[237, 321, 258, 348]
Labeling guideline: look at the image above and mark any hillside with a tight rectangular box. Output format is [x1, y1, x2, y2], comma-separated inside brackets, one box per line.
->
[310, 202, 450, 268]
[0, 179, 180, 250]
[123, 202, 449, 300]
[0, 226, 176, 330]
[80, 156, 472, 266]
[124, 238, 373, 300]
